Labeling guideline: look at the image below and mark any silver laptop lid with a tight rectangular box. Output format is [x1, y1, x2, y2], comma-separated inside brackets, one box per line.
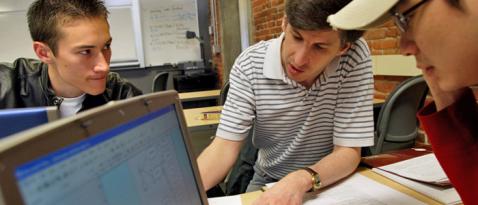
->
[0, 90, 208, 205]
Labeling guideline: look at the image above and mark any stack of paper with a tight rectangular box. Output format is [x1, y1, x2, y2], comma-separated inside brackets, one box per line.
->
[372, 153, 461, 204]
[301, 174, 427, 205]
[375, 154, 449, 186]
[230, 173, 427, 205]
[208, 195, 241, 205]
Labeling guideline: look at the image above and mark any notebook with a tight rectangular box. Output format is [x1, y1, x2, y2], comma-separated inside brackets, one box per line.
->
[0, 107, 59, 139]
[0, 90, 208, 205]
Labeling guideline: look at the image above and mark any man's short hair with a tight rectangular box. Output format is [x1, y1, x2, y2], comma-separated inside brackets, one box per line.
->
[27, 0, 109, 55]
[285, 0, 364, 43]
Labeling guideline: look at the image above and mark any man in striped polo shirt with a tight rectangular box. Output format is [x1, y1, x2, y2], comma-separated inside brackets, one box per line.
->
[198, 0, 374, 204]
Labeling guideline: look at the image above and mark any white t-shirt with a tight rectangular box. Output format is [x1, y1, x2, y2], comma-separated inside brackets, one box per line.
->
[59, 94, 86, 118]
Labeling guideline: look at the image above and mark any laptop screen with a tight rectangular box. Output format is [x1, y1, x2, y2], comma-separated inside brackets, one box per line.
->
[14, 105, 203, 205]
[0, 107, 59, 139]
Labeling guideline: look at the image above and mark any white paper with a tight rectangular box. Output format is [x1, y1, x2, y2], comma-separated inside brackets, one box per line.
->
[265, 173, 424, 205]
[207, 195, 242, 205]
[373, 169, 461, 205]
[265, 182, 276, 189]
[377, 153, 449, 185]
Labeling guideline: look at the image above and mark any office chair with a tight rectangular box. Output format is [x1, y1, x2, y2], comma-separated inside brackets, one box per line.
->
[367, 75, 429, 155]
[219, 81, 230, 105]
[151, 72, 172, 92]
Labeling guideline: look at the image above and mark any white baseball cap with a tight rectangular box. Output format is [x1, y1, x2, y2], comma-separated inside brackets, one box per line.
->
[327, 0, 400, 30]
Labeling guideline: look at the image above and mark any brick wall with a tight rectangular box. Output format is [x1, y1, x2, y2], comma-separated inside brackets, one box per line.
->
[252, 0, 284, 42]
[374, 76, 410, 100]
[365, 21, 401, 55]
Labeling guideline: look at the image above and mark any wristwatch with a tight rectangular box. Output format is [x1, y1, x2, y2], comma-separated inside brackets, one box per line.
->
[301, 167, 322, 192]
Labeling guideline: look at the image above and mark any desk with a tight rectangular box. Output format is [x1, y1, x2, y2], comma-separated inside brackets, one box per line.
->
[239, 168, 444, 205]
[374, 98, 385, 104]
[179, 89, 221, 102]
[183, 105, 222, 128]
[183, 106, 222, 157]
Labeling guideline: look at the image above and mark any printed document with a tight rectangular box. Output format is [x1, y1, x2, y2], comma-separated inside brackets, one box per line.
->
[267, 173, 425, 205]
[373, 169, 461, 205]
[375, 153, 449, 186]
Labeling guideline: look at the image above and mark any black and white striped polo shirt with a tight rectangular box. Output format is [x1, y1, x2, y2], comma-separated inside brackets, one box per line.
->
[217, 34, 374, 179]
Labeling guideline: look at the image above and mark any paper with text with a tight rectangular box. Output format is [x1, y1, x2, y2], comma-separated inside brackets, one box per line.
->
[267, 173, 425, 205]
[373, 169, 461, 205]
[376, 153, 449, 186]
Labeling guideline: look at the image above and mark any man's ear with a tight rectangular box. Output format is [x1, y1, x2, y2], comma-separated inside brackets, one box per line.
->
[337, 42, 351, 56]
[33, 41, 54, 64]
[281, 15, 288, 32]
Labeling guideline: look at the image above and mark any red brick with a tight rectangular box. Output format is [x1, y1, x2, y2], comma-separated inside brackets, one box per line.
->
[367, 40, 379, 50]
[375, 81, 399, 93]
[385, 27, 399, 37]
[382, 20, 395, 27]
[383, 49, 400, 55]
[373, 50, 384, 55]
[364, 29, 387, 40]
[380, 38, 398, 49]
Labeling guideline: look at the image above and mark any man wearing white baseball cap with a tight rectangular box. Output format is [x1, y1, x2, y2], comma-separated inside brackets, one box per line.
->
[328, 1, 478, 204]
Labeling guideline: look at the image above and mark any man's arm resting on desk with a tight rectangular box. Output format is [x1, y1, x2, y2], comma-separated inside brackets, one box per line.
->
[253, 145, 361, 205]
[197, 136, 243, 190]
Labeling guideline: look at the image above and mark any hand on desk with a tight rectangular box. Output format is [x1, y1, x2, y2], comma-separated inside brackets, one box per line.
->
[252, 170, 311, 205]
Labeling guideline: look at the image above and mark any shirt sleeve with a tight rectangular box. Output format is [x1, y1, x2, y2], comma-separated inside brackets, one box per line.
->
[216, 58, 256, 141]
[333, 40, 375, 147]
[417, 87, 478, 205]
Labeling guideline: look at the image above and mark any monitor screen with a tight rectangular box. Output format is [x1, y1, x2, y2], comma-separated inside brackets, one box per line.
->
[14, 105, 203, 205]
[0, 107, 58, 139]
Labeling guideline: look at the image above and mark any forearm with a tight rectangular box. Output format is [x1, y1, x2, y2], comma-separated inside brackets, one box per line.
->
[258, 145, 362, 204]
[197, 137, 243, 190]
[309, 146, 361, 188]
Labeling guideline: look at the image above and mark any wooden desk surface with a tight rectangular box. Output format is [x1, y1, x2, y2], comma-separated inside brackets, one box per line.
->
[239, 168, 443, 205]
[178, 89, 221, 102]
[183, 106, 222, 128]
[184, 98, 383, 128]
[373, 98, 385, 104]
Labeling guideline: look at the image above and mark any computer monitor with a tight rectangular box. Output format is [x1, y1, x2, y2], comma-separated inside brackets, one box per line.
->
[0, 107, 59, 139]
[0, 91, 208, 205]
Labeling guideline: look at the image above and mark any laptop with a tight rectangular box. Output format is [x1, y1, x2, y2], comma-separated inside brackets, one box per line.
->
[0, 90, 208, 205]
[0, 107, 59, 139]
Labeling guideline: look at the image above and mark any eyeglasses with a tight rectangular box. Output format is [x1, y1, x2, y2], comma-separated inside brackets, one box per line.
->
[391, 0, 430, 32]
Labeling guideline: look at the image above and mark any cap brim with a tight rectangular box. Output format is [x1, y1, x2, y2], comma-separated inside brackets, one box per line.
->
[327, 0, 399, 30]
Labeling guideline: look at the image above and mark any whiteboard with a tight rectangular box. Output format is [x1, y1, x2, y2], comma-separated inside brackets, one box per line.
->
[139, 0, 201, 66]
[0, 11, 36, 62]
[0, 3, 138, 67]
[108, 6, 138, 66]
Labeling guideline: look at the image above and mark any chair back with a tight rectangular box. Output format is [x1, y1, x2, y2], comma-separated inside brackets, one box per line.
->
[151, 72, 171, 92]
[371, 75, 428, 155]
[219, 81, 230, 105]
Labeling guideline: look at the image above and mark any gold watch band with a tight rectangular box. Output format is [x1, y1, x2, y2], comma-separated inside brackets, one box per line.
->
[301, 167, 322, 192]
